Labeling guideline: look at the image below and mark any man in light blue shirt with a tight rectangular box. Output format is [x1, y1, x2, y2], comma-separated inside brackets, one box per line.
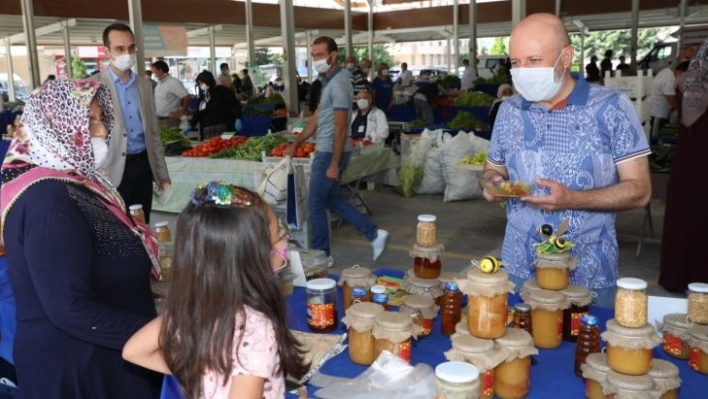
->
[482, 14, 651, 307]
[285, 36, 388, 263]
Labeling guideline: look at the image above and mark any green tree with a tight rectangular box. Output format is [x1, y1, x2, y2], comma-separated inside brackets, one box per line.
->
[336, 44, 393, 67]
[71, 57, 88, 79]
[489, 37, 507, 55]
[253, 48, 281, 66]
[570, 27, 675, 63]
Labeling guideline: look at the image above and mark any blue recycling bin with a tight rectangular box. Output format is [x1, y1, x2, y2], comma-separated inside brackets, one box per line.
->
[241, 116, 272, 137]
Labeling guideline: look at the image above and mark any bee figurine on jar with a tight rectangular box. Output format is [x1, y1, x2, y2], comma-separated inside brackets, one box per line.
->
[474, 256, 503, 274]
[534, 218, 577, 291]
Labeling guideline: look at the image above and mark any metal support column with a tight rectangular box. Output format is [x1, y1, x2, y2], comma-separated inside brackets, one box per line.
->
[511, 0, 526, 27]
[453, 0, 459, 72]
[555, 0, 561, 17]
[469, 0, 478, 77]
[128, 0, 146, 74]
[280, 0, 298, 113]
[630, 0, 639, 72]
[209, 28, 216, 73]
[306, 31, 312, 83]
[245, 0, 255, 66]
[446, 38, 452, 73]
[368, 0, 374, 77]
[63, 23, 73, 79]
[678, 0, 687, 52]
[20, 0, 41, 88]
[344, 0, 353, 57]
[4, 41, 16, 101]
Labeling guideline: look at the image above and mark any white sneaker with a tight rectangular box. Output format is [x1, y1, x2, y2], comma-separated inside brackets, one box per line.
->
[326, 255, 335, 269]
[371, 229, 389, 261]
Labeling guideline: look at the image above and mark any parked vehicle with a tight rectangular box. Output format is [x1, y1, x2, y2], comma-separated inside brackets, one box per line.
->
[0, 74, 31, 102]
[640, 24, 708, 74]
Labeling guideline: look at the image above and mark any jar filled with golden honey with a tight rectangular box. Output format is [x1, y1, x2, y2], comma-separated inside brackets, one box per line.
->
[658, 313, 691, 360]
[400, 294, 438, 337]
[526, 289, 569, 349]
[416, 214, 437, 247]
[534, 252, 577, 290]
[372, 311, 423, 362]
[580, 353, 613, 399]
[338, 265, 376, 311]
[129, 204, 146, 223]
[410, 244, 445, 279]
[601, 319, 660, 376]
[560, 285, 593, 342]
[687, 282, 708, 325]
[342, 302, 385, 366]
[445, 334, 505, 399]
[457, 269, 514, 339]
[688, 325, 708, 375]
[154, 221, 173, 281]
[404, 275, 444, 306]
[493, 329, 538, 399]
[306, 278, 338, 333]
[614, 278, 648, 328]
[605, 371, 655, 399]
[649, 359, 681, 399]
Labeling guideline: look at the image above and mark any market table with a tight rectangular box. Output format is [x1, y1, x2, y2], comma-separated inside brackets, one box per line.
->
[152, 148, 400, 214]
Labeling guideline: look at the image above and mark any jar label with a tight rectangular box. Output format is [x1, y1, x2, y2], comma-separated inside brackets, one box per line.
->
[689, 347, 700, 371]
[397, 341, 412, 362]
[423, 318, 433, 335]
[663, 332, 684, 356]
[570, 311, 586, 337]
[482, 369, 494, 397]
[557, 315, 563, 340]
[307, 303, 335, 328]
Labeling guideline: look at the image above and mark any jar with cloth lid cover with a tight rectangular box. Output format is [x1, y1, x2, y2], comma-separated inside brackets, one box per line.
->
[372, 311, 423, 362]
[338, 265, 376, 311]
[581, 353, 613, 399]
[534, 252, 577, 290]
[457, 269, 514, 339]
[601, 319, 661, 376]
[657, 313, 691, 359]
[649, 359, 681, 399]
[400, 294, 438, 337]
[445, 334, 506, 399]
[605, 371, 655, 399]
[561, 285, 593, 342]
[410, 243, 445, 279]
[342, 302, 385, 365]
[405, 274, 444, 305]
[526, 289, 570, 349]
[493, 329, 538, 399]
[687, 324, 708, 374]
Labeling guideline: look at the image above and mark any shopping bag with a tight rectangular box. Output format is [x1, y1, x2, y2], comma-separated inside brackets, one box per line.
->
[286, 164, 309, 229]
[258, 156, 291, 205]
[159, 375, 185, 399]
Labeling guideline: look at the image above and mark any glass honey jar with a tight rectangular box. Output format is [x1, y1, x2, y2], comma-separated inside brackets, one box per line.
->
[580, 353, 613, 399]
[658, 313, 691, 360]
[400, 294, 438, 337]
[129, 204, 146, 223]
[445, 334, 505, 399]
[306, 278, 338, 333]
[416, 214, 437, 247]
[526, 289, 569, 349]
[687, 282, 708, 325]
[404, 275, 444, 306]
[493, 329, 538, 399]
[338, 265, 376, 311]
[601, 319, 660, 376]
[410, 243, 445, 279]
[688, 325, 708, 375]
[342, 302, 385, 366]
[457, 269, 514, 340]
[435, 361, 480, 399]
[614, 277, 648, 328]
[534, 252, 577, 291]
[560, 285, 593, 342]
[649, 359, 681, 399]
[372, 311, 423, 363]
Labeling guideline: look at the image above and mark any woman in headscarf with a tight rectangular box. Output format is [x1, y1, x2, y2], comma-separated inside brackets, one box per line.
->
[0, 80, 162, 398]
[187, 70, 242, 140]
[659, 38, 708, 292]
[489, 83, 514, 131]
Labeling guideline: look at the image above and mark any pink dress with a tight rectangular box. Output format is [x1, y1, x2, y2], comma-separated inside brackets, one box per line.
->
[201, 306, 284, 398]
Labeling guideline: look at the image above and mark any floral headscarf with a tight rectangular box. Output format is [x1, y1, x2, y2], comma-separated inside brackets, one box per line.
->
[1, 79, 160, 278]
[678, 37, 708, 128]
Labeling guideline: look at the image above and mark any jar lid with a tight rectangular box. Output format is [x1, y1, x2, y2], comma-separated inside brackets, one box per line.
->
[347, 302, 385, 319]
[560, 285, 592, 299]
[522, 280, 541, 292]
[408, 275, 442, 288]
[514, 303, 531, 312]
[528, 289, 566, 305]
[584, 353, 611, 373]
[648, 359, 679, 379]
[411, 243, 445, 254]
[418, 214, 437, 222]
[606, 371, 654, 392]
[455, 321, 469, 334]
[438, 271, 456, 285]
[371, 284, 387, 295]
[435, 361, 479, 384]
[605, 318, 656, 337]
[403, 294, 435, 310]
[616, 277, 647, 290]
[129, 204, 143, 210]
[306, 278, 336, 290]
[372, 293, 388, 304]
[444, 281, 460, 292]
[154, 221, 169, 228]
[581, 314, 599, 326]
[452, 334, 494, 354]
[466, 267, 509, 285]
[663, 313, 691, 330]
[341, 265, 372, 280]
[688, 324, 708, 342]
[688, 282, 708, 293]
[375, 311, 413, 330]
[494, 328, 534, 348]
[352, 287, 368, 297]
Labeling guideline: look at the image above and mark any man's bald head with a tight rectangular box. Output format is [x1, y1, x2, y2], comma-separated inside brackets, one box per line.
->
[512, 13, 570, 50]
[510, 13, 573, 70]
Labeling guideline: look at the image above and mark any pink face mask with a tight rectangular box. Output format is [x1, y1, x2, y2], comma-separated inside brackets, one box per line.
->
[271, 247, 289, 275]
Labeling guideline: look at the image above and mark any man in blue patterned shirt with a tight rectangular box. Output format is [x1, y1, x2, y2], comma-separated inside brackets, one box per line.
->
[482, 13, 651, 307]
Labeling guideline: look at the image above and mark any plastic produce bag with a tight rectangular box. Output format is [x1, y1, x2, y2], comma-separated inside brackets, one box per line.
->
[310, 351, 435, 399]
[441, 132, 490, 202]
[415, 128, 446, 195]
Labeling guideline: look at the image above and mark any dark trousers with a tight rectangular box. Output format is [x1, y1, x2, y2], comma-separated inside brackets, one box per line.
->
[118, 151, 154, 223]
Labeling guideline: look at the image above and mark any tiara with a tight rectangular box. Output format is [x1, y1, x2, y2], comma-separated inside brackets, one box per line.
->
[190, 182, 254, 207]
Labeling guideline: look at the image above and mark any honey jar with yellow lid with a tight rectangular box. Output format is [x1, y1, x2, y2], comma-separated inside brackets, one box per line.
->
[534, 252, 577, 290]
[457, 269, 514, 340]
[446, 334, 506, 399]
[372, 311, 423, 363]
[601, 319, 661, 376]
[342, 302, 385, 366]
[525, 289, 570, 349]
[492, 329, 538, 399]
[648, 359, 681, 399]
[400, 294, 438, 337]
[580, 353, 613, 399]
[338, 265, 376, 311]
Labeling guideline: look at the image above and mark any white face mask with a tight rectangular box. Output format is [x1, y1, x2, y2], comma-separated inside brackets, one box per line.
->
[357, 99, 370, 110]
[361, 67, 370, 74]
[346, 63, 355, 70]
[112, 53, 136, 72]
[510, 49, 566, 102]
[91, 137, 109, 166]
[382, 69, 389, 76]
[199, 83, 209, 92]
[313, 54, 332, 74]
[501, 96, 512, 101]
